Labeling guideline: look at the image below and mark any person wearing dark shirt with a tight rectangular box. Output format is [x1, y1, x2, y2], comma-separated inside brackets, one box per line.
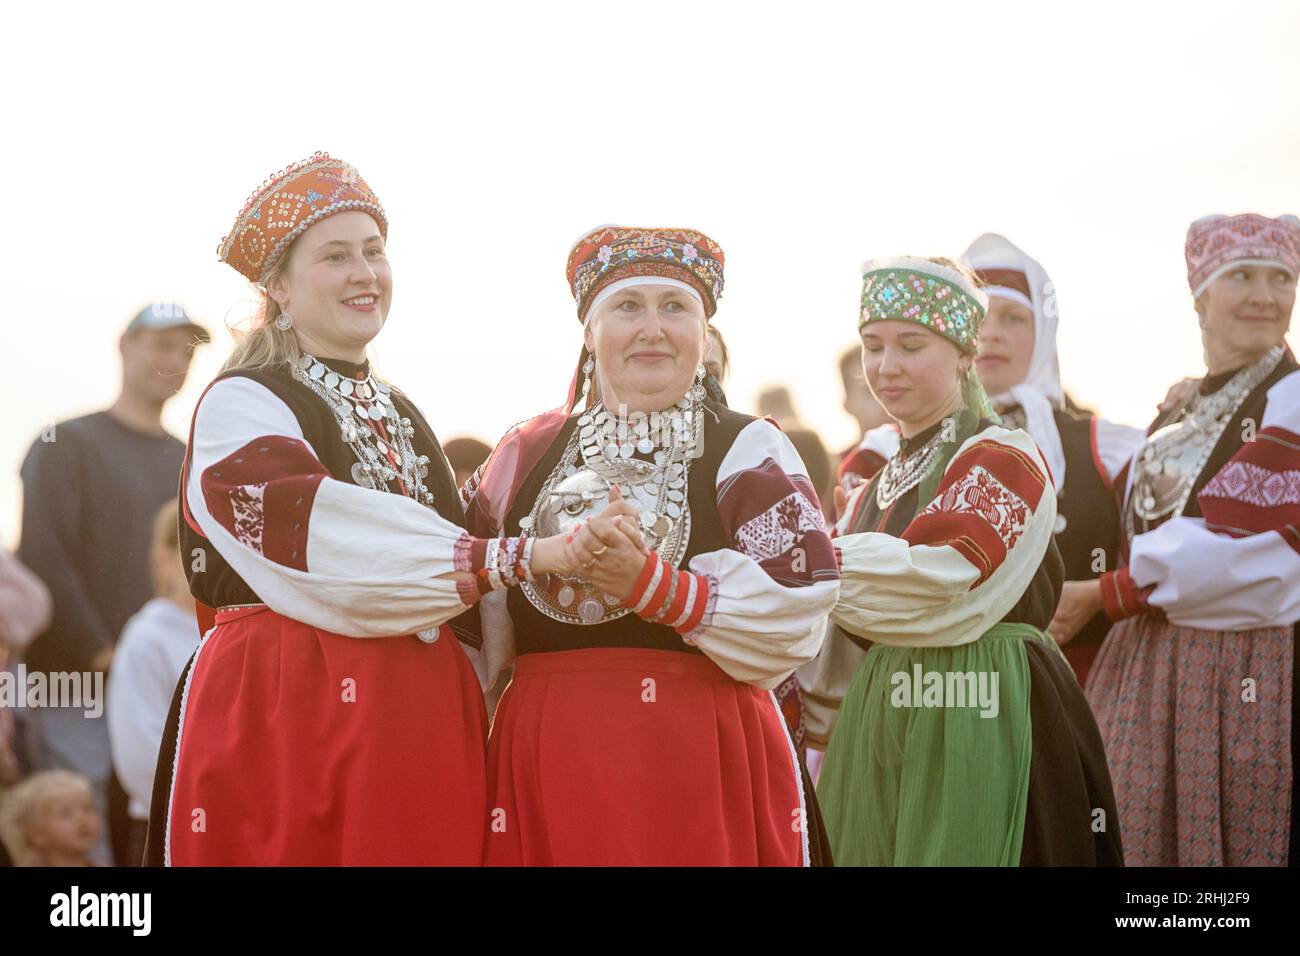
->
[18, 303, 207, 864]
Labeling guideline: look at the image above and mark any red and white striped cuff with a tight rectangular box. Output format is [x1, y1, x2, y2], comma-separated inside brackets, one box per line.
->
[626, 552, 711, 636]
[1098, 568, 1152, 622]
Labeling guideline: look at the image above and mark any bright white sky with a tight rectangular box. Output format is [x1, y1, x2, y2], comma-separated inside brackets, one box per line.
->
[3, 0, 1298, 547]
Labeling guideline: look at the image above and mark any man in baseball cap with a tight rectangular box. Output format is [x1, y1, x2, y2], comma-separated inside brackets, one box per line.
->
[15, 301, 207, 865]
[123, 302, 211, 342]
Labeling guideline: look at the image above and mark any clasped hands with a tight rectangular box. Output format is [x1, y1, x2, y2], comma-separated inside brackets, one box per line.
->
[448, 487, 652, 601]
[551, 486, 652, 603]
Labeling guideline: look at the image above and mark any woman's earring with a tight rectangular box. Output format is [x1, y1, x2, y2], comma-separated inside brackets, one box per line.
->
[691, 364, 707, 402]
[274, 311, 294, 331]
[581, 357, 595, 400]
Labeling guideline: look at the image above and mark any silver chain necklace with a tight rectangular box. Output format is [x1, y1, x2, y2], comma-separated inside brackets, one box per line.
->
[1126, 345, 1282, 539]
[290, 353, 435, 508]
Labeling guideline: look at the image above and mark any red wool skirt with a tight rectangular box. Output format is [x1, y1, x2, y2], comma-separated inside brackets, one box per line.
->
[166, 606, 487, 866]
[484, 647, 808, 866]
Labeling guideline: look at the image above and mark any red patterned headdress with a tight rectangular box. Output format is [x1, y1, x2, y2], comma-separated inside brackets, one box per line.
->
[218, 151, 388, 282]
[566, 225, 725, 322]
[1185, 213, 1300, 297]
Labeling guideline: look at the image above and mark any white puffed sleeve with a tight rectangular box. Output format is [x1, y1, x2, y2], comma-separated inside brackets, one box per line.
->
[831, 426, 1056, 648]
[626, 419, 839, 690]
[186, 376, 487, 637]
[1117, 370, 1300, 630]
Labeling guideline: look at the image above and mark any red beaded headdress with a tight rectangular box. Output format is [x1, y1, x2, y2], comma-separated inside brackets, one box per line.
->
[566, 225, 725, 321]
[218, 151, 388, 282]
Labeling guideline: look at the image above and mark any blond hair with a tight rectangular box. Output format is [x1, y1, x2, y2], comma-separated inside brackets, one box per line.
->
[219, 249, 304, 374]
[0, 770, 94, 866]
[926, 255, 983, 289]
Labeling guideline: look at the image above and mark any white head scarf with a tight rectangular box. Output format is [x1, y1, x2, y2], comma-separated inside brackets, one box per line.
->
[962, 233, 1067, 489]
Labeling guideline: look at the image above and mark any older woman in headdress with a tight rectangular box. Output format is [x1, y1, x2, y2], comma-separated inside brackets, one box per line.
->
[464, 225, 839, 866]
[804, 256, 1122, 866]
[961, 234, 1145, 685]
[1062, 213, 1300, 866]
[147, 153, 575, 865]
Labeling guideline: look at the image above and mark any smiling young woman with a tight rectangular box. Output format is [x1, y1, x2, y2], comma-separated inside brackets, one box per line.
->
[146, 153, 573, 866]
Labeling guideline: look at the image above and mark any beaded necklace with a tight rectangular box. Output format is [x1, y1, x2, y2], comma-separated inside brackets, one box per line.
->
[291, 353, 435, 507]
[875, 418, 951, 510]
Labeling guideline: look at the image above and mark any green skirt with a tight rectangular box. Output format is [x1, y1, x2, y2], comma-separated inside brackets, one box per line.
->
[817, 622, 1062, 866]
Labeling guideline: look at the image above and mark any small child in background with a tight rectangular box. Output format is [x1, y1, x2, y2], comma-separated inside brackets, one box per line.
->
[0, 769, 101, 866]
[107, 499, 200, 865]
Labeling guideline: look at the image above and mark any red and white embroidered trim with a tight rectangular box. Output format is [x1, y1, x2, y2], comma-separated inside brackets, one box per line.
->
[733, 491, 825, 562]
[1200, 461, 1300, 509]
[228, 482, 268, 552]
[919, 465, 1030, 551]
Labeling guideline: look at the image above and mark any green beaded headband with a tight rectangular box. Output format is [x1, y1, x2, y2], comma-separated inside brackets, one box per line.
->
[859, 256, 988, 354]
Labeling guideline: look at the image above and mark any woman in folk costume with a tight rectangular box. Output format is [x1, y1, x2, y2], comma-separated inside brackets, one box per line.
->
[1060, 213, 1300, 866]
[806, 256, 1123, 866]
[464, 225, 840, 866]
[146, 153, 577, 866]
[962, 234, 1145, 685]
